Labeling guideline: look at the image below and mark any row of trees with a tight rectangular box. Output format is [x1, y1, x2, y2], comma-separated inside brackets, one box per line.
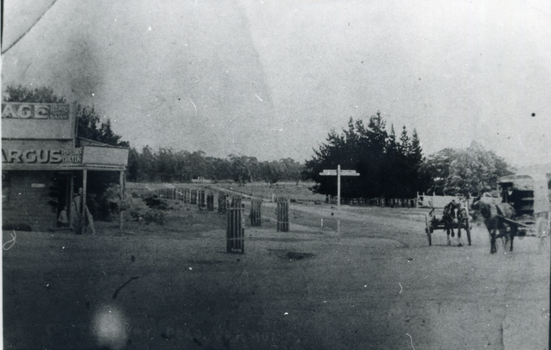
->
[127, 148, 304, 185]
[304, 111, 513, 199]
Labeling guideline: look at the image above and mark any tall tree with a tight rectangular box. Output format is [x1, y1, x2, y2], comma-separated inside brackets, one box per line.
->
[304, 112, 425, 199]
[76, 105, 129, 147]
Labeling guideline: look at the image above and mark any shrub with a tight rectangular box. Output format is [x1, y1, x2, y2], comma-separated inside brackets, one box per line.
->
[143, 195, 170, 210]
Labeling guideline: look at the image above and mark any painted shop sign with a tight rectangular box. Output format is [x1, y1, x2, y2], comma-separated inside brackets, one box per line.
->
[1, 103, 70, 120]
[2, 148, 83, 164]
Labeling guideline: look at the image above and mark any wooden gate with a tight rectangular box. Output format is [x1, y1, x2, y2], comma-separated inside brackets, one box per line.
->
[277, 197, 290, 232]
[227, 197, 244, 254]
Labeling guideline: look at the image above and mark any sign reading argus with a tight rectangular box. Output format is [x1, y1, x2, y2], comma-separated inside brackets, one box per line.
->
[2, 148, 83, 164]
[1, 103, 70, 120]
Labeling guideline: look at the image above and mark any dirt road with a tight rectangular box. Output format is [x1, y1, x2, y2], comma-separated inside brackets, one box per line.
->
[3, 201, 549, 349]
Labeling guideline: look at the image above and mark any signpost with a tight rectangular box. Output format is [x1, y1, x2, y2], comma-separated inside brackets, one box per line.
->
[320, 165, 360, 233]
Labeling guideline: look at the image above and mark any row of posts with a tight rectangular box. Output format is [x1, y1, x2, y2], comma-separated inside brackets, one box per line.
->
[226, 197, 290, 254]
[152, 189, 290, 254]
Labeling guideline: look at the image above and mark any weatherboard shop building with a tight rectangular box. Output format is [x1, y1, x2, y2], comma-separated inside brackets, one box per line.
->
[2, 102, 129, 232]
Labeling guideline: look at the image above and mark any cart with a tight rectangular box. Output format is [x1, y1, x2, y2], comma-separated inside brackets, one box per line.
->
[425, 198, 472, 246]
[497, 172, 550, 240]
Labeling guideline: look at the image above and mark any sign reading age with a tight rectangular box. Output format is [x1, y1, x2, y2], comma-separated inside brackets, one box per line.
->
[1, 103, 70, 120]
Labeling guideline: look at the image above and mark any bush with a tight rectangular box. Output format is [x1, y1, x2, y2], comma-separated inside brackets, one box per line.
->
[143, 195, 170, 210]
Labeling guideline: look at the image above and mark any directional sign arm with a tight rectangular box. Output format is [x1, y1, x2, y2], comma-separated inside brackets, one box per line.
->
[320, 169, 359, 176]
[340, 170, 360, 176]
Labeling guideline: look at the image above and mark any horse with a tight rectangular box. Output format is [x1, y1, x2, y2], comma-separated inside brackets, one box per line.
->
[442, 200, 464, 246]
[470, 196, 517, 254]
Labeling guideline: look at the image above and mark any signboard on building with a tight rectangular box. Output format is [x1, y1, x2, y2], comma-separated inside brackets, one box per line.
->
[2, 148, 83, 165]
[1, 102, 75, 140]
[2, 103, 70, 120]
[82, 146, 129, 167]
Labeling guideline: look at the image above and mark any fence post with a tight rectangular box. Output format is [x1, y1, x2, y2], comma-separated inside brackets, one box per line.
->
[250, 199, 262, 226]
[226, 197, 244, 254]
[190, 189, 197, 204]
[277, 197, 290, 232]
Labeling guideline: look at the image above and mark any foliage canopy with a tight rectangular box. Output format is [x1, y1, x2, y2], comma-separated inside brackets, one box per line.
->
[303, 112, 424, 198]
[420, 141, 513, 196]
[126, 147, 304, 184]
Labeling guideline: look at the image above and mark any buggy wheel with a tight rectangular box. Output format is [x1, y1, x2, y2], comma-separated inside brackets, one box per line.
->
[465, 218, 472, 246]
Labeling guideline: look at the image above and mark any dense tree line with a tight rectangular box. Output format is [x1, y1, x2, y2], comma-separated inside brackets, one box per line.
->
[126, 148, 304, 185]
[303, 112, 424, 199]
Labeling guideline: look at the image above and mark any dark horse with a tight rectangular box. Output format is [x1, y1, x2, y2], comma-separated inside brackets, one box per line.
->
[443, 200, 464, 246]
[471, 196, 517, 254]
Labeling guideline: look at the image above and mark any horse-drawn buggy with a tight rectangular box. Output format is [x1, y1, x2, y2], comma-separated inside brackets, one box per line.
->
[496, 172, 550, 239]
[425, 197, 472, 246]
[470, 171, 550, 254]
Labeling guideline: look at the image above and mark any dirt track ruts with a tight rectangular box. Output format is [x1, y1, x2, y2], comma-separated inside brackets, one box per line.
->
[2, 202, 549, 349]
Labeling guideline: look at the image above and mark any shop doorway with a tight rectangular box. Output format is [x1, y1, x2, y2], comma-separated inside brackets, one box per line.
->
[50, 172, 73, 228]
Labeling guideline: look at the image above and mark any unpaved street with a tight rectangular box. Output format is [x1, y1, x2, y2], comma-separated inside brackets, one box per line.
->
[3, 202, 549, 349]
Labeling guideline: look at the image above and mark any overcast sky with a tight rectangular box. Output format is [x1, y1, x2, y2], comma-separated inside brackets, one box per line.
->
[2, 0, 550, 167]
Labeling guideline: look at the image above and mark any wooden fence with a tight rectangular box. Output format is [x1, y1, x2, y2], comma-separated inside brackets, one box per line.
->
[337, 197, 417, 208]
[137, 186, 422, 213]
[416, 193, 471, 208]
[226, 197, 244, 254]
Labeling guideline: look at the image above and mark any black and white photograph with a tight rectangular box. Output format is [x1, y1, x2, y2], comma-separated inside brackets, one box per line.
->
[2, 0, 550, 349]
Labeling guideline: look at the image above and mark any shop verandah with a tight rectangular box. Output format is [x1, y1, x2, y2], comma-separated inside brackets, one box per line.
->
[3, 151, 128, 234]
